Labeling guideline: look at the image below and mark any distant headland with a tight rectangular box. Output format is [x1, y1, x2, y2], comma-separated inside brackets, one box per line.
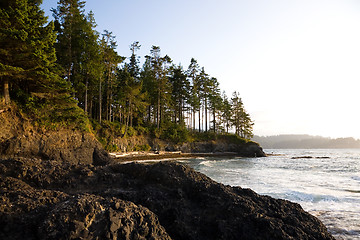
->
[253, 134, 360, 149]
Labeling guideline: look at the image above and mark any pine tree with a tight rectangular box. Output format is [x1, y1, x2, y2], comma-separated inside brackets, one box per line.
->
[169, 64, 190, 123]
[128, 41, 141, 79]
[187, 58, 200, 131]
[0, 0, 67, 104]
[100, 30, 123, 122]
[52, 0, 86, 82]
[208, 77, 221, 132]
[142, 46, 172, 128]
[231, 91, 254, 139]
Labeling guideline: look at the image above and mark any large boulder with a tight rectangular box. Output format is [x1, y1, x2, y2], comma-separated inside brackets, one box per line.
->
[0, 158, 170, 240]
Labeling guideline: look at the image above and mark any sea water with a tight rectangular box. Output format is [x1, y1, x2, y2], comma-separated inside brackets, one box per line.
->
[180, 149, 360, 240]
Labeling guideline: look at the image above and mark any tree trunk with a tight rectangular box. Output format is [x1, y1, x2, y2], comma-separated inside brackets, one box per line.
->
[205, 98, 208, 132]
[129, 99, 133, 127]
[198, 108, 201, 132]
[3, 79, 10, 105]
[157, 92, 160, 129]
[193, 108, 195, 131]
[84, 79, 88, 113]
[213, 108, 216, 133]
[99, 76, 102, 124]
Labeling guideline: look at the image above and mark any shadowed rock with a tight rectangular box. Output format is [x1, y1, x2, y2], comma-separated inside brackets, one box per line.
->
[0, 157, 335, 240]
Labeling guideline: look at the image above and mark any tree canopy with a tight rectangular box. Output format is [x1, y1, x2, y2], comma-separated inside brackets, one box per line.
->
[0, 0, 254, 140]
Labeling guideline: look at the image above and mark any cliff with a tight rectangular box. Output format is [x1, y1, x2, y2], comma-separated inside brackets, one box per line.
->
[0, 106, 110, 166]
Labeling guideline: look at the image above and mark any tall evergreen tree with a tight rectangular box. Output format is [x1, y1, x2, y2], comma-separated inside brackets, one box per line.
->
[128, 41, 141, 79]
[52, 0, 103, 115]
[142, 46, 171, 128]
[0, 0, 67, 105]
[231, 91, 254, 139]
[169, 64, 190, 123]
[207, 77, 221, 132]
[52, 0, 86, 83]
[221, 91, 232, 133]
[100, 30, 123, 121]
[187, 58, 200, 130]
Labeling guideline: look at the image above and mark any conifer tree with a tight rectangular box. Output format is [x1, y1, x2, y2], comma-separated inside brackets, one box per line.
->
[128, 41, 141, 79]
[231, 91, 254, 139]
[208, 77, 221, 132]
[142, 46, 171, 128]
[169, 64, 190, 123]
[0, 0, 67, 105]
[187, 58, 200, 130]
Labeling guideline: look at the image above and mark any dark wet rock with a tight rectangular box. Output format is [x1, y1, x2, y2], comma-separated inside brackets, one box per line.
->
[291, 156, 331, 159]
[0, 156, 334, 240]
[292, 156, 313, 159]
[0, 162, 170, 240]
[98, 162, 334, 240]
[39, 194, 171, 240]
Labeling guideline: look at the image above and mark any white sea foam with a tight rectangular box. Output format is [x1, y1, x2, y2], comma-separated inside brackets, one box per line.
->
[184, 149, 360, 240]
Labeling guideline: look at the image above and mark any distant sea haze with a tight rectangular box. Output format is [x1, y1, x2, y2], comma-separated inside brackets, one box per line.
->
[252, 134, 360, 149]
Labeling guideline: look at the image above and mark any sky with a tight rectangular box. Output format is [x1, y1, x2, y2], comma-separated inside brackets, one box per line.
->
[41, 0, 360, 139]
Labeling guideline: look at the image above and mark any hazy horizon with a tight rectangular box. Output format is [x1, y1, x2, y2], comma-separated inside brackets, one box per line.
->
[41, 0, 360, 139]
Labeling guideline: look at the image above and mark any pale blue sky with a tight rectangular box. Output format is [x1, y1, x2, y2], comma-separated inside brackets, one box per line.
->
[41, 0, 360, 139]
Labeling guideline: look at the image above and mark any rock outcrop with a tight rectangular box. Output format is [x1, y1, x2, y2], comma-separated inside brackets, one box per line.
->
[0, 157, 335, 240]
[0, 107, 111, 165]
[110, 135, 266, 157]
[178, 140, 266, 157]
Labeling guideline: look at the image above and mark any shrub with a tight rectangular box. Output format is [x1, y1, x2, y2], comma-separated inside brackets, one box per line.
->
[133, 144, 151, 152]
[161, 122, 190, 144]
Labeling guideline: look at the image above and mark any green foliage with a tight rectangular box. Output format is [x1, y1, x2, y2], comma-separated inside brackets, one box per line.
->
[126, 126, 137, 137]
[135, 125, 149, 135]
[1, 0, 255, 148]
[160, 121, 190, 144]
[191, 131, 218, 142]
[220, 133, 252, 145]
[105, 144, 119, 152]
[22, 94, 90, 131]
[133, 144, 151, 152]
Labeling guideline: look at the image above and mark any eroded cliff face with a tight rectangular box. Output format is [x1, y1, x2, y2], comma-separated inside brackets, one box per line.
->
[0, 107, 109, 165]
[0, 158, 334, 240]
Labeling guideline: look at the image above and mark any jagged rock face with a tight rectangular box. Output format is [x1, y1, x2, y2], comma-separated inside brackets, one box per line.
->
[0, 159, 170, 240]
[0, 158, 334, 240]
[0, 107, 110, 165]
[39, 195, 171, 240]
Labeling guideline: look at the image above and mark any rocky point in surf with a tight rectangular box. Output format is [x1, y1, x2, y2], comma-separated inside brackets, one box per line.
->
[0, 107, 335, 239]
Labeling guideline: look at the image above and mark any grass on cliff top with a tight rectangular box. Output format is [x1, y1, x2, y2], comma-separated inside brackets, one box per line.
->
[15, 94, 91, 132]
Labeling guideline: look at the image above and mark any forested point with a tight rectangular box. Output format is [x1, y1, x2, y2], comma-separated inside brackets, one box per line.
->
[0, 0, 254, 146]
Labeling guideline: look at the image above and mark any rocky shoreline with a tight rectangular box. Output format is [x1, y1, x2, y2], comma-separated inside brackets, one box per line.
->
[109, 151, 264, 163]
[0, 108, 335, 239]
[0, 157, 335, 240]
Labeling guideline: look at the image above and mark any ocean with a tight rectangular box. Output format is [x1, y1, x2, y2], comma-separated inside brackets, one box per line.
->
[180, 149, 360, 240]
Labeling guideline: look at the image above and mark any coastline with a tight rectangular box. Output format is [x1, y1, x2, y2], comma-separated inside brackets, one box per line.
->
[0, 157, 335, 240]
[0, 107, 335, 239]
[109, 151, 252, 163]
